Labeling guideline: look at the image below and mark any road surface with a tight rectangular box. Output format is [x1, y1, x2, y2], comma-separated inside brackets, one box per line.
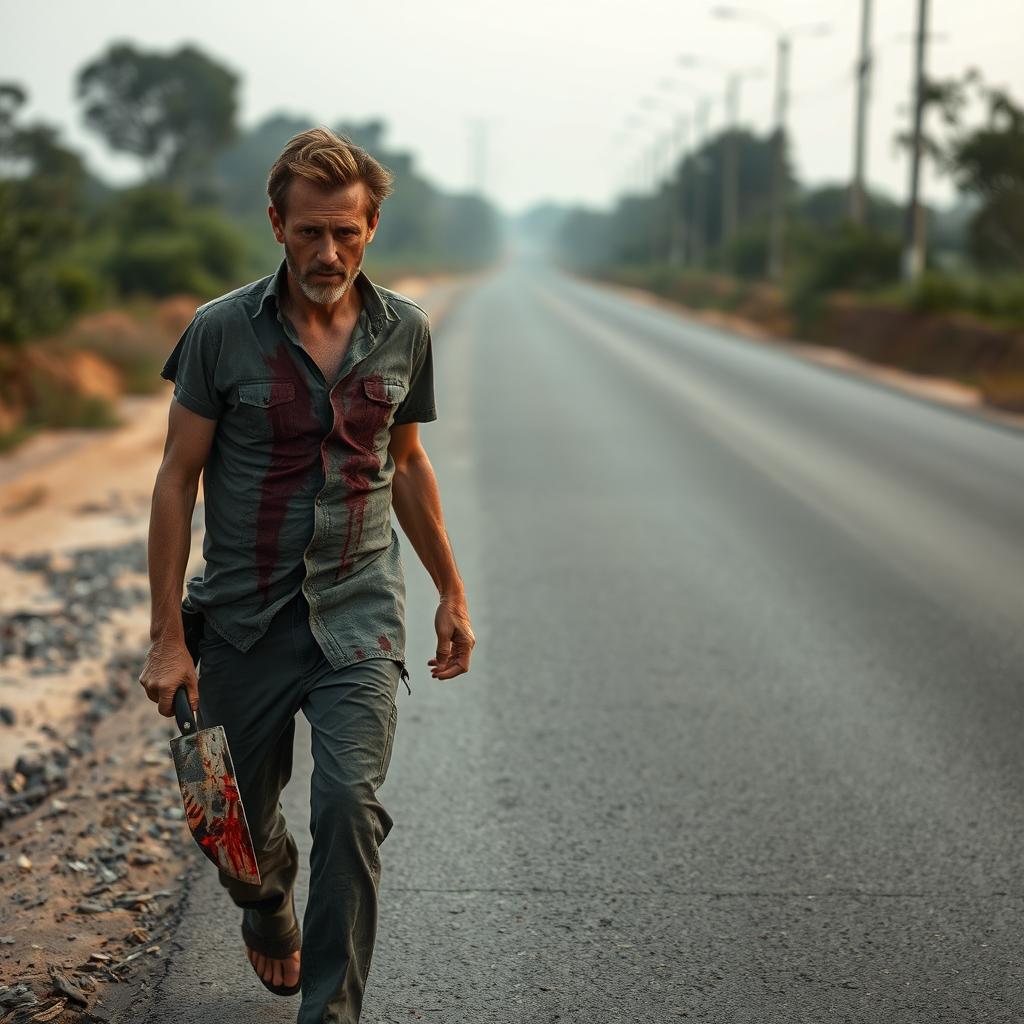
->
[126, 260, 1024, 1023]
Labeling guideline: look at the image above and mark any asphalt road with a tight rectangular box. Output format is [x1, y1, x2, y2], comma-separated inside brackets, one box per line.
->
[126, 259, 1024, 1024]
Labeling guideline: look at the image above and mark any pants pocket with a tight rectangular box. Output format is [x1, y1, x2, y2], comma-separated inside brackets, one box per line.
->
[372, 701, 398, 790]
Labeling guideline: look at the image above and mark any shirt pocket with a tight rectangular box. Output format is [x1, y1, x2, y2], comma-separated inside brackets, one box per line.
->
[230, 378, 299, 446]
[362, 377, 408, 407]
[237, 379, 297, 408]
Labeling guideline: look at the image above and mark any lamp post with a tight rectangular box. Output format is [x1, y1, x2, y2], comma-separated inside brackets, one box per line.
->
[678, 55, 764, 251]
[849, 0, 873, 225]
[902, 0, 930, 282]
[712, 6, 831, 280]
[656, 77, 700, 266]
[639, 94, 679, 265]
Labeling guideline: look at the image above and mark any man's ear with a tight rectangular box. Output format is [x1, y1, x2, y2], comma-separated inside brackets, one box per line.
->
[268, 204, 286, 244]
[367, 209, 379, 244]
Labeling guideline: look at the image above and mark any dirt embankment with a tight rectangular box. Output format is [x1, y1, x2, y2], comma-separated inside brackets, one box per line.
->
[0, 298, 197, 454]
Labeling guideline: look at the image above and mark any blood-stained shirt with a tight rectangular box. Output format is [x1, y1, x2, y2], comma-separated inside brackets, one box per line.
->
[160, 260, 436, 674]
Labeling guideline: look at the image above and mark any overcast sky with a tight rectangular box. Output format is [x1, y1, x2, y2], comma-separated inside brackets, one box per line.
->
[3, 0, 1022, 214]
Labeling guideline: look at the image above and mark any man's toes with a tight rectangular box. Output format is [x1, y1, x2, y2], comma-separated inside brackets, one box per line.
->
[257, 952, 272, 982]
[271, 957, 283, 987]
[283, 952, 301, 987]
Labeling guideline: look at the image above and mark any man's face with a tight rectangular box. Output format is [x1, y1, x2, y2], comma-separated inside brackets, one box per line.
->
[269, 178, 379, 306]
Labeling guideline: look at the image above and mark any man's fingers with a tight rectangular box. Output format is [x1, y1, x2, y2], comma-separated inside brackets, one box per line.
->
[185, 671, 200, 714]
[156, 686, 178, 719]
[156, 670, 197, 719]
[431, 635, 473, 679]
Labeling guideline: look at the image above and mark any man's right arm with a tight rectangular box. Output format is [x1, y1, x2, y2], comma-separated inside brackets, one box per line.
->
[139, 399, 218, 717]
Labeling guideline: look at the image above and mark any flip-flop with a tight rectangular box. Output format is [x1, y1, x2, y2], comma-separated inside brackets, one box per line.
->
[241, 919, 302, 997]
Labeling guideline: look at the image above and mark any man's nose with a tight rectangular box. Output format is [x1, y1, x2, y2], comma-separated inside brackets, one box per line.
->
[316, 240, 341, 266]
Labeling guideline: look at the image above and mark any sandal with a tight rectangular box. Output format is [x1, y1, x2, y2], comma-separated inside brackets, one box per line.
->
[241, 917, 302, 997]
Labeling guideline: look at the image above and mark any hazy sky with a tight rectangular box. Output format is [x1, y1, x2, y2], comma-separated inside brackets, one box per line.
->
[3, 0, 1022, 214]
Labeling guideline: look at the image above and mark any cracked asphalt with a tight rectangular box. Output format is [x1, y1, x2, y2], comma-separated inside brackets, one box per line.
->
[120, 258, 1024, 1023]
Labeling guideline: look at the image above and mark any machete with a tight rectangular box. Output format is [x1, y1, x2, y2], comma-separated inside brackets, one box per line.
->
[168, 608, 261, 886]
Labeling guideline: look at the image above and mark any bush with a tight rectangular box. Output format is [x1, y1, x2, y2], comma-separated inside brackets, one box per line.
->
[720, 224, 770, 279]
[905, 272, 1024, 322]
[788, 226, 901, 327]
[101, 185, 248, 299]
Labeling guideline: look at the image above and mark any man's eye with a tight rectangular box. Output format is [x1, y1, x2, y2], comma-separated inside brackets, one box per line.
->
[301, 228, 317, 236]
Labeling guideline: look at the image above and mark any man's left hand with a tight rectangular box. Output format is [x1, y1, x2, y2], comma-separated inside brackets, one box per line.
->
[429, 595, 475, 679]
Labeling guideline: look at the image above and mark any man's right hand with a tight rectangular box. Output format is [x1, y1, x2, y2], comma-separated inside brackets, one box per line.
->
[139, 640, 199, 718]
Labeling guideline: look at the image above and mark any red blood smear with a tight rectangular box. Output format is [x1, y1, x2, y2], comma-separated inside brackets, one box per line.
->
[198, 790, 258, 880]
[332, 373, 392, 579]
[255, 345, 322, 605]
[354, 648, 365, 659]
[378, 634, 392, 652]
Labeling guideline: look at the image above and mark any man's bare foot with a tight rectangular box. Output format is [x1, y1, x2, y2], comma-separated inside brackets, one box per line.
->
[246, 945, 301, 993]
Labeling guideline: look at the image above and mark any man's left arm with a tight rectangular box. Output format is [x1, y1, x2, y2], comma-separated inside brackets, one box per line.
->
[389, 422, 475, 680]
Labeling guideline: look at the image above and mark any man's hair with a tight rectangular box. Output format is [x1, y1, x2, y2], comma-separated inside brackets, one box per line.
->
[267, 127, 394, 223]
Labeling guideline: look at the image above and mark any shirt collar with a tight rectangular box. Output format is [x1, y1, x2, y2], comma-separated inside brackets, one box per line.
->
[252, 260, 400, 335]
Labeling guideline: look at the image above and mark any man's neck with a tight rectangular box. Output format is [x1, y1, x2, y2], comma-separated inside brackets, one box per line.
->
[282, 270, 363, 328]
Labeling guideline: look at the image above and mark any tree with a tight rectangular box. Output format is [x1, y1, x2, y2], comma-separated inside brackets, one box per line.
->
[76, 42, 238, 189]
[0, 83, 98, 342]
[903, 71, 1024, 270]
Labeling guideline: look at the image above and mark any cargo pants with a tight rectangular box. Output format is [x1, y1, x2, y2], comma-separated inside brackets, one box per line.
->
[192, 588, 403, 1024]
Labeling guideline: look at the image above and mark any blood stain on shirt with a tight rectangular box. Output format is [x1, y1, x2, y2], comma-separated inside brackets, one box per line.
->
[333, 372, 392, 579]
[255, 344, 321, 605]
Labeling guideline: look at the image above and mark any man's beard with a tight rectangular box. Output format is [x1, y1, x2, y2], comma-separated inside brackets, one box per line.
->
[285, 246, 359, 306]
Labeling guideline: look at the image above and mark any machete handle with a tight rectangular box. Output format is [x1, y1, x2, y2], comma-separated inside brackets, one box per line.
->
[173, 687, 198, 736]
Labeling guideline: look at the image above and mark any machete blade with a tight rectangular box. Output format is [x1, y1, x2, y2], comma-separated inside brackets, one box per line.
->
[169, 722, 261, 887]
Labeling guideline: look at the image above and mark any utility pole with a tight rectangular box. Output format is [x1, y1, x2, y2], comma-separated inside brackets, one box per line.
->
[673, 115, 691, 266]
[722, 73, 741, 247]
[850, 0, 873, 225]
[902, 0, 929, 281]
[768, 34, 790, 281]
[667, 115, 685, 265]
[692, 97, 712, 269]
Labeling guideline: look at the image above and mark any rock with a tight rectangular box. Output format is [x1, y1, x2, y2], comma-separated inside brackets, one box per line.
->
[0, 706, 14, 726]
[47, 966, 88, 1006]
[29, 998, 67, 1021]
[0, 983, 37, 1009]
[17, 854, 32, 872]
[74, 900, 107, 915]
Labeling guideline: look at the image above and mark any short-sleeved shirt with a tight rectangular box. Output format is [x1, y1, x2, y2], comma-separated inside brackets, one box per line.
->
[160, 259, 436, 672]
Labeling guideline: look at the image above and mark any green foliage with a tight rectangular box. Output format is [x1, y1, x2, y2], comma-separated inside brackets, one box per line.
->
[798, 184, 904, 236]
[787, 225, 901, 328]
[912, 71, 1024, 270]
[718, 223, 770, 279]
[100, 185, 247, 297]
[902, 272, 1024, 322]
[76, 42, 239, 189]
[557, 129, 785, 272]
[0, 86, 99, 343]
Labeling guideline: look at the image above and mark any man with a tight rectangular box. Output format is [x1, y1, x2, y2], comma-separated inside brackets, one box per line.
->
[139, 127, 475, 1023]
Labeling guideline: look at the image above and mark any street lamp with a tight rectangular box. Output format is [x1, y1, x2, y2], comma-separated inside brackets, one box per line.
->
[658, 76, 719, 268]
[712, 5, 832, 280]
[637, 94, 680, 264]
[678, 54, 765, 248]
